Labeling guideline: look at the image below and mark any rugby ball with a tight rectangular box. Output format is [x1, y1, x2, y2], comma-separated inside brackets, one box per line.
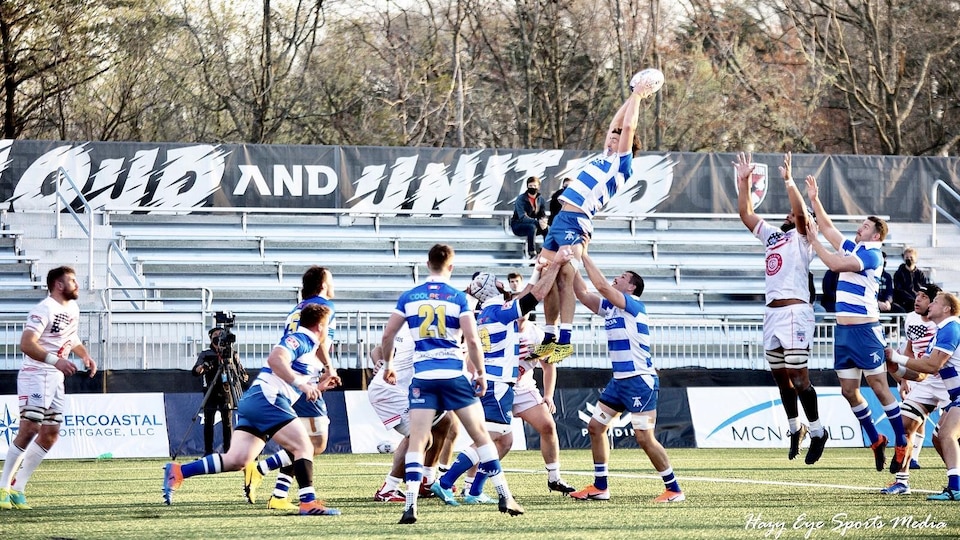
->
[376, 440, 394, 454]
[630, 68, 664, 97]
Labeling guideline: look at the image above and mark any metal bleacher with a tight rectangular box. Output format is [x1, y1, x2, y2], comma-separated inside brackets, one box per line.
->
[0, 207, 924, 371]
[101, 210, 785, 318]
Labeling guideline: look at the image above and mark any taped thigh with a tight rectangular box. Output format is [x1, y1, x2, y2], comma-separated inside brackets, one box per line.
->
[765, 350, 786, 371]
[783, 348, 810, 370]
[900, 400, 928, 425]
[630, 412, 655, 431]
[301, 415, 330, 437]
[591, 403, 621, 426]
[21, 405, 45, 424]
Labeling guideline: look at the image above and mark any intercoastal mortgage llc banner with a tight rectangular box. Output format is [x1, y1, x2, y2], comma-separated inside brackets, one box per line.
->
[0, 393, 169, 458]
[2, 139, 958, 221]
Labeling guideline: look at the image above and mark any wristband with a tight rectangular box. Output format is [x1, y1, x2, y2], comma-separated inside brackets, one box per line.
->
[568, 258, 581, 272]
[893, 365, 907, 378]
[44, 353, 60, 365]
[890, 351, 909, 366]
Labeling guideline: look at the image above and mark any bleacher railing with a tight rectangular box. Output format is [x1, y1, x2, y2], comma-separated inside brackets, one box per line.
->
[0, 312, 905, 372]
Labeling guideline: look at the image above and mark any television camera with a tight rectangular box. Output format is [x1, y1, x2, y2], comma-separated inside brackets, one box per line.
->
[201, 311, 245, 409]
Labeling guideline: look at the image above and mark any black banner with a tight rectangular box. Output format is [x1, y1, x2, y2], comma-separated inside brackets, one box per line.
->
[162, 391, 350, 456]
[2, 139, 958, 221]
[537, 387, 694, 450]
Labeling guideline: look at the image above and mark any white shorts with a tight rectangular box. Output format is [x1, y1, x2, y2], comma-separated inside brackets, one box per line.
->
[17, 364, 66, 421]
[905, 376, 951, 410]
[512, 385, 544, 415]
[368, 379, 409, 432]
[763, 303, 814, 351]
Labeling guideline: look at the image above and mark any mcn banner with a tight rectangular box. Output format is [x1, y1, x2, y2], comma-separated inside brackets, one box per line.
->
[1, 139, 958, 221]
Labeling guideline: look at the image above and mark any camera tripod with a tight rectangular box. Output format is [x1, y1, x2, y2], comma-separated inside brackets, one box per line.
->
[172, 359, 243, 459]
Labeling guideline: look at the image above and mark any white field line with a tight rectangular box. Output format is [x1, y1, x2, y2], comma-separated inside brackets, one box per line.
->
[356, 462, 941, 495]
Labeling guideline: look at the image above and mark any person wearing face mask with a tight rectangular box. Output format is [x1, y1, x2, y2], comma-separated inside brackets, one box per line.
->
[510, 176, 548, 259]
[893, 247, 928, 313]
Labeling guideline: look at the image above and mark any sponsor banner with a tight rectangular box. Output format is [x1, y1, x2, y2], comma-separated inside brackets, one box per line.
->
[687, 387, 925, 448]
[163, 392, 350, 457]
[551, 387, 694, 450]
[344, 390, 525, 454]
[1, 139, 952, 220]
[0, 393, 169, 458]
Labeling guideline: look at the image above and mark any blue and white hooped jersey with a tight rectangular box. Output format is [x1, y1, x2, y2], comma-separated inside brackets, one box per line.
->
[285, 295, 335, 342]
[254, 328, 322, 404]
[476, 298, 525, 383]
[559, 151, 632, 221]
[927, 317, 960, 401]
[836, 240, 883, 318]
[394, 277, 470, 380]
[598, 294, 653, 379]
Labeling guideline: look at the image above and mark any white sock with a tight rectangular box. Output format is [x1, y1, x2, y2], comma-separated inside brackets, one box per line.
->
[0, 443, 27, 488]
[11, 441, 48, 491]
[545, 462, 561, 482]
[381, 474, 402, 493]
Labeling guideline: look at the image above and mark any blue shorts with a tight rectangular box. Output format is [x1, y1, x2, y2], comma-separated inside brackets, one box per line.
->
[235, 385, 298, 439]
[598, 374, 659, 414]
[409, 375, 478, 412]
[292, 393, 327, 418]
[834, 322, 885, 371]
[542, 211, 591, 252]
[480, 381, 515, 425]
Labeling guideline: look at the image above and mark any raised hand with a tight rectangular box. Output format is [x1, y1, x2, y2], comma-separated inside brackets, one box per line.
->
[779, 152, 793, 182]
[805, 175, 819, 201]
[733, 152, 755, 187]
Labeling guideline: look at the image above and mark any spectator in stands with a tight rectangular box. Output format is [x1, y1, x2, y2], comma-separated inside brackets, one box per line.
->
[510, 176, 548, 259]
[568, 242, 684, 503]
[162, 303, 340, 516]
[537, 76, 659, 364]
[244, 266, 340, 511]
[735, 152, 825, 464]
[878, 252, 894, 313]
[507, 272, 523, 297]
[820, 269, 838, 313]
[548, 177, 573, 226]
[893, 247, 927, 313]
[804, 175, 909, 474]
[0, 266, 97, 511]
[192, 326, 249, 456]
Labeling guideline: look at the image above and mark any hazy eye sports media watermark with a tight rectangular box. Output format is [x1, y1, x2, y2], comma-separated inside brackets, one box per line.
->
[744, 511, 948, 539]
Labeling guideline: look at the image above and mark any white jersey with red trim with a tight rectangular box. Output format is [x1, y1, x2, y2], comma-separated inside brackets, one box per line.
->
[752, 219, 814, 305]
[21, 296, 81, 371]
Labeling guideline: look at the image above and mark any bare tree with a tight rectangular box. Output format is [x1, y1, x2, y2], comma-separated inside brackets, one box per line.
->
[178, 0, 327, 144]
[0, 0, 111, 138]
[779, 0, 960, 155]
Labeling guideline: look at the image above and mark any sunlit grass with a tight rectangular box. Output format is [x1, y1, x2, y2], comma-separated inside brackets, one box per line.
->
[2, 448, 959, 539]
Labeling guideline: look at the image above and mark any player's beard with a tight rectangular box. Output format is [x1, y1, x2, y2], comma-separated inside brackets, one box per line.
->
[780, 222, 796, 233]
[64, 286, 79, 300]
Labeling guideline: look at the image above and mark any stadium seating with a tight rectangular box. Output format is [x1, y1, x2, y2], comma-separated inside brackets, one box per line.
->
[98, 211, 785, 317]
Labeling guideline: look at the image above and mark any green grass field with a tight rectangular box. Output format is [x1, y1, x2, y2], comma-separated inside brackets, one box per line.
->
[2, 448, 959, 539]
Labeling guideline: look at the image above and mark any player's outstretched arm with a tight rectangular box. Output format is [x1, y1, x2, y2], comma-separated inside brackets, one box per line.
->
[581, 252, 627, 309]
[805, 175, 843, 249]
[780, 152, 809, 235]
[734, 152, 759, 232]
